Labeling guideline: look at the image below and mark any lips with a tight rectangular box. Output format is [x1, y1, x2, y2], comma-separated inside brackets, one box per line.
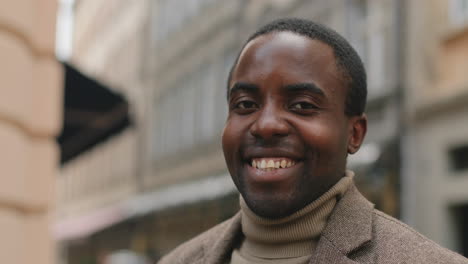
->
[244, 159, 302, 184]
[239, 145, 303, 182]
[242, 147, 303, 184]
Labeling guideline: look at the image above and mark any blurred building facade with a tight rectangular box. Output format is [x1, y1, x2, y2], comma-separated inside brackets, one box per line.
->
[55, 0, 468, 263]
[55, 0, 154, 263]
[0, 1, 61, 264]
[56, 0, 149, 225]
[402, 0, 468, 256]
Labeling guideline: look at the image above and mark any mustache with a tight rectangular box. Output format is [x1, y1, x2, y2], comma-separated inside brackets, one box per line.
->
[246, 141, 294, 149]
[241, 137, 300, 151]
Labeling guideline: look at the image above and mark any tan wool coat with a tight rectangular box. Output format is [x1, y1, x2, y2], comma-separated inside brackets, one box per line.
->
[159, 183, 468, 264]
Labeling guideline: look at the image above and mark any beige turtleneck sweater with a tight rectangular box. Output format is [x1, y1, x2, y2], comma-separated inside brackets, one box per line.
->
[230, 171, 354, 264]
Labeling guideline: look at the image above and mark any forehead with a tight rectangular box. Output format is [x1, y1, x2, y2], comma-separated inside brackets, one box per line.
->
[231, 31, 345, 94]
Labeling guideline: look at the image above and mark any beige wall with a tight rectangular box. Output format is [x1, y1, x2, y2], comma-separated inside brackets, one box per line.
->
[0, 1, 61, 263]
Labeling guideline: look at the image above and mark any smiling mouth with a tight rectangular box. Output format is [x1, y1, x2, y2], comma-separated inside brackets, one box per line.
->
[249, 158, 297, 171]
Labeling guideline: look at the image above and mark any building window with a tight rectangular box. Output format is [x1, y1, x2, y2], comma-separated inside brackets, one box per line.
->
[449, 144, 468, 172]
[450, 0, 468, 26]
[155, 0, 218, 42]
[153, 53, 233, 161]
[345, 0, 388, 94]
[452, 204, 468, 257]
[346, 0, 367, 61]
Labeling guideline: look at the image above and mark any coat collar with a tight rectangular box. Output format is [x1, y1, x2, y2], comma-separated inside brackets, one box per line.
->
[201, 182, 374, 264]
[311, 183, 374, 264]
[202, 211, 243, 264]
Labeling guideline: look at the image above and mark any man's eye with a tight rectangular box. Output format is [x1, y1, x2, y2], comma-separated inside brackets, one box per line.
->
[290, 102, 316, 110]
[236, 101, 258, 109]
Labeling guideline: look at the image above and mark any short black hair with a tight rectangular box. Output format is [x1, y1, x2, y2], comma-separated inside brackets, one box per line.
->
[227, 18, 367, 116]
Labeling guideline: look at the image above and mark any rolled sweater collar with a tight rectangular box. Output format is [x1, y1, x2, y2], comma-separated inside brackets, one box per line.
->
[239, 171, 354, 259]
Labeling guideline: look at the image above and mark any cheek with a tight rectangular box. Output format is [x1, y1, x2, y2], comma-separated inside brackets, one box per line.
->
[298, 119, 346, 152]
[221, 119, 242, 160]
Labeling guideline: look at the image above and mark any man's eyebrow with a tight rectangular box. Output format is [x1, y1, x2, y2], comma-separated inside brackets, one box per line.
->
[228, 82, 259, 98]
[283, 83, 325, 97]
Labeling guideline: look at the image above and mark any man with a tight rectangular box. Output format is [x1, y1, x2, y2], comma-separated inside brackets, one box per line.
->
[159, 18, 467, 264]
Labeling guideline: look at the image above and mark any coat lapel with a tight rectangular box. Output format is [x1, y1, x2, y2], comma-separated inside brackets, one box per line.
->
[311, 238, 361, 264]
[203, 212, 243, 264]
[310, 183, 374, 264]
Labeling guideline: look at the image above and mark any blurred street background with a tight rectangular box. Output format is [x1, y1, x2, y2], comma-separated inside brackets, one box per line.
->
[1, 0, 468, 263]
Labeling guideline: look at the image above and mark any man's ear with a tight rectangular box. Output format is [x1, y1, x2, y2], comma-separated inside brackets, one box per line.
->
[347, 114, 367, 154]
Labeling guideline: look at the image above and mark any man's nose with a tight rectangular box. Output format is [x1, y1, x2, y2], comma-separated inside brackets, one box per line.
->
[249, 105, 289, 140]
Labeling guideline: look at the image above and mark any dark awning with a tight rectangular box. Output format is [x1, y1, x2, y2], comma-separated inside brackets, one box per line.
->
[57, 63, 131, 164]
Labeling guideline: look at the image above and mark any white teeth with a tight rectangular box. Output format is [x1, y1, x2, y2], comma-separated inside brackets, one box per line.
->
[251, 158, 296, 170]
[266, 160, 275, 168]
[280, 160, 287, 168]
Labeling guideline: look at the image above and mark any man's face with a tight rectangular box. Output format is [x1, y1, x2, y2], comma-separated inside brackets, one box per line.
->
[222, 31, 366, 218]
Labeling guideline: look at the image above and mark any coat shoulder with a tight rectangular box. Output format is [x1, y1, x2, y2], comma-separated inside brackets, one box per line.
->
[158, 215, 239, 264]
[371, 209, 468, 264]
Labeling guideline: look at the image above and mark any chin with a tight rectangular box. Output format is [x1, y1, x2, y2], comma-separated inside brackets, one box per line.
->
[242, 192, 301, 219]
